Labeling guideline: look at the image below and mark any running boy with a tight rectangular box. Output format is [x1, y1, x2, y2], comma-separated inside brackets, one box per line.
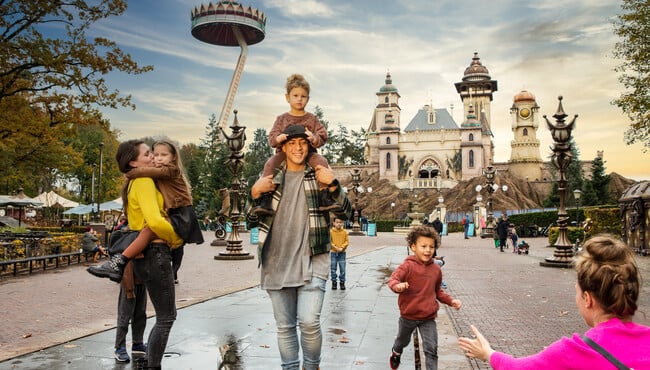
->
[87, 139, 204, 282]
[388, 225, 462, 370]
[250, 73, 337, 216]
[330, 217, 349, 290]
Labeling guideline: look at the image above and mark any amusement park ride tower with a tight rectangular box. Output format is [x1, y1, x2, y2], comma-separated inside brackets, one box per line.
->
[191, 1, 266, 130]
[191, 1, 266, 260]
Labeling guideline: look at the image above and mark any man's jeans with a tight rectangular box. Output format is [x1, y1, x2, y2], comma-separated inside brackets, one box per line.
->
[330, 252, 346, 283]
[267, 277, 326, 370]
[392, 317, 439, 370]
[133, 243, 176, 367]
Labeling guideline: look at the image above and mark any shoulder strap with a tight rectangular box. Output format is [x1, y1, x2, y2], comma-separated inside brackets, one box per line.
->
[581, 335, 632, 370]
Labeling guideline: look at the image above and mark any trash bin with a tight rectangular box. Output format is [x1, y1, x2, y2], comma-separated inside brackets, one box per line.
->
[250, 227, 259, 244]
[367, 223, 377, 237]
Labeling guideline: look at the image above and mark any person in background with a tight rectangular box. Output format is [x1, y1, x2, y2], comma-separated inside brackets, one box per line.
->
[496, 213, 509, 252]
[330, 217, 349, 290]
[458, 234, 650, 369]
[113, 260, 147, 364]
[462, 214, 470, 239]
[81, 226, 107, 263]
[388, 225, 462, 369]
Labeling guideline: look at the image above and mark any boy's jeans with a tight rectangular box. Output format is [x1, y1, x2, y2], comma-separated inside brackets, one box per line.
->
[392, 317, 439, 370]
[267, 277, 326, 370]
[330, 252, 346, 282]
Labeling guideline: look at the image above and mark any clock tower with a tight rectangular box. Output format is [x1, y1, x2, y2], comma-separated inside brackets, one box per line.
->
[508, 90, 543, 181]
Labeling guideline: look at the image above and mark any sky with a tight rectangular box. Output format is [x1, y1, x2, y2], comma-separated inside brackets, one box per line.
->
[89, 0, 648, 181]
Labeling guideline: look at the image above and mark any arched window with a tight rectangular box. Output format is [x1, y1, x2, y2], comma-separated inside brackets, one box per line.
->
[385, 96, 389, 103]
[523, 128, 529, 136]
[386, 137, 391, 144]
[469, 133, 474, 141]
[386, 152, 391, 169]
[429, 112, 434, 122]
[469, 150, 474, 168]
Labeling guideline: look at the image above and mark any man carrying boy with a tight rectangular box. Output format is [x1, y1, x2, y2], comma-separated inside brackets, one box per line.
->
[330, 217, 349, 290]
[246, 124, 352, 370]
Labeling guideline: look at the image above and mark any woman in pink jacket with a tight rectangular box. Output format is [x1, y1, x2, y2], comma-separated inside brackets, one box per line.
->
[459, 234, 650, 369]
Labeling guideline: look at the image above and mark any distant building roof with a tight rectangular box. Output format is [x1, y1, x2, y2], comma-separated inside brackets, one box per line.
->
[404, 106, 459, 132]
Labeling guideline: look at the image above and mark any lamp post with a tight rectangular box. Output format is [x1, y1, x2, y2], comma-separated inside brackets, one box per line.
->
[573, 189, 582, 226]
[540, 96, 578, 268]
[367, 187, 373, 221]
[97, 142, 103, 222]
[391, 202, 395, 220]
[475, 165, 507, 237]
[349, 168, 365, 236]
[215, 111, 253, 260]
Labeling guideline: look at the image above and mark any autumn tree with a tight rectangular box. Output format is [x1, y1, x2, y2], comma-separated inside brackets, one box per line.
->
[612, 0, 650, 149]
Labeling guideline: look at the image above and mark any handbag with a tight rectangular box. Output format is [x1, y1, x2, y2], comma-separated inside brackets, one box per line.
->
[108, 229, 140, 256]
[582, 335, 633, 370]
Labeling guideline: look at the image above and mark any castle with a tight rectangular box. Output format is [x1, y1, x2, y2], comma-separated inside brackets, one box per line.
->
[363, 52, 556, 190]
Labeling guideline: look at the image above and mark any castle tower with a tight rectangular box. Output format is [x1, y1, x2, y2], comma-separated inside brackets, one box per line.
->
[508, 90, 543, 181]
[454, 52, 498, 133]
[460, 105, 485, 180]
[369, 72, 401, 182]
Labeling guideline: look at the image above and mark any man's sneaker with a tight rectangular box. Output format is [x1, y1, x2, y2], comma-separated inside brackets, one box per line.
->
[114, 345, 130, 363]
[339, 282, 346, 290]
[251, 193, 274, 217]
[389, 350, 401, 369]
[318, 190, 339, 212]
[131, 342, 147, 355]
[87, 254, 129, 283]
[332, 281, 337, 290]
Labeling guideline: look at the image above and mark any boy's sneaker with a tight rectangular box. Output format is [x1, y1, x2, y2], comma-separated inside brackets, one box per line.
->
[114, 345, 130, 363]
[87, 254, 128, 283]
[389, 350, 401, 369]
[131, 342, 147, 355]
[318, 190, 339, 212]
[251, 193, 274, 217]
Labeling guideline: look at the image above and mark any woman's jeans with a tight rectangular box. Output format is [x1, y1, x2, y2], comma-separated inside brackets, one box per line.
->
[266, 277, 326, 370]
[133, 243, 176, 367]
[392, 317, 439, 370]
[330, 252, 346, 283]
[114, 283, 147, 349]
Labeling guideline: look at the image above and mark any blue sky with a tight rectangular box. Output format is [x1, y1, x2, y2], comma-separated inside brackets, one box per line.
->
[90, 0, 648, 180]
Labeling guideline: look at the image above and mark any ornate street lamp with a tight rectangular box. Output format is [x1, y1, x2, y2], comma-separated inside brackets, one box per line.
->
[573, 189, 582, 226]
[391, 202, 396, 220]
[541, 96, 578, 268]
[475, 165, 507, 237]
[348, 168, 365, 236]
[215, 111, 253, 260]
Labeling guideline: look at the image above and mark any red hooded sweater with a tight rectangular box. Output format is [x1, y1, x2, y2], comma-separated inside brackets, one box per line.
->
[387, 255, 454, 320]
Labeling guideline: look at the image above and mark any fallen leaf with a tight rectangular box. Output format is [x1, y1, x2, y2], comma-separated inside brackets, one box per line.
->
[23, 333, 32, 338]
[260, 344, 270, 348]
[338, 336, 350, 343]
[558, 310, 569, 317]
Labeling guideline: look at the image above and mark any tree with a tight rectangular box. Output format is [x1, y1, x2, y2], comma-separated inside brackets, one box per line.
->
[612, 0, 650, 149]
[586, 155, 611, 205]
[195, 114, 231, 217]
[0, 0, 152, 131]
[242, 128, 273, 186]
[314, 106, 336, 164]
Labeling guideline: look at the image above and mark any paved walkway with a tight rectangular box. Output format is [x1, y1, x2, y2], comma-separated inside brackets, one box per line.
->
[0, 230, 648, 369]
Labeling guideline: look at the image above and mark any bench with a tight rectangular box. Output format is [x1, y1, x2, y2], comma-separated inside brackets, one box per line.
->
[0, 251, 97, 276]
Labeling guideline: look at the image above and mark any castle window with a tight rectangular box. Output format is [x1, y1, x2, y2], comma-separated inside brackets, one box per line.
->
[386, 137, 391, 145]
[386, 152, 391, 169]
[469, 150, 475, 168]
[385, 96, 389, 103]
[523, 128, 529, 136]
[429, 112, 434, 123]
[469, 133, 474, 141]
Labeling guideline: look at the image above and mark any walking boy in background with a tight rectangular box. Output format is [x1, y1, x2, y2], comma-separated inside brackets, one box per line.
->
[330, 217, 349, 290]
[388, 226, 462, 370]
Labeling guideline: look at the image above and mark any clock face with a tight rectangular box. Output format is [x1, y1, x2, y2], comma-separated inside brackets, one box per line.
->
[519, 108, 531, 119]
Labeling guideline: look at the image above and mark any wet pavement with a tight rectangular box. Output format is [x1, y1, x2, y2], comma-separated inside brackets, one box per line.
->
[0, 230, 649, 369]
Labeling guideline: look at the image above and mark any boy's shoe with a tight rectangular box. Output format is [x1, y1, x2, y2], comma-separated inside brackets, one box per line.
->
[332, 281, 337, 290]
[114, 345, 130, 363]
[131, 342, 147, 355]
[389, 350, 401, 369]
[251, 193, 274, 217]
[318, 190, 339, 212]
[441, 281, 448, 289]
[339, 282, 346, 290]
[87, 254, 129, 283]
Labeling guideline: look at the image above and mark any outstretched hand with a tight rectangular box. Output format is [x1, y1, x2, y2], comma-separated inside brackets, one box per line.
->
[457, 325, 494, 362]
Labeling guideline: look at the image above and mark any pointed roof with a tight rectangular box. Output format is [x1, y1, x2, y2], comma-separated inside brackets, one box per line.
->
[404, 106, 458, 132]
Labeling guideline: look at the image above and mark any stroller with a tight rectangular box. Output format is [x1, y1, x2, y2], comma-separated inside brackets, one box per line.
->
[515, 240, 530, 255]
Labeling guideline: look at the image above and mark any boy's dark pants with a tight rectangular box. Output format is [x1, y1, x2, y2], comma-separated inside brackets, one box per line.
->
[392, 317, 439, 370]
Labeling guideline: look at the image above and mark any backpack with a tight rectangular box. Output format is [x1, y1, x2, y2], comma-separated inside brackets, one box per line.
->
[461, 217, 467, 225]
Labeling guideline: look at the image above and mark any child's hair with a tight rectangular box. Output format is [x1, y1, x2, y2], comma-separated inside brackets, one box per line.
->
[153, 139, 192, 193]
[406, 225, 440, 249]
[286, 74, 310, 95]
